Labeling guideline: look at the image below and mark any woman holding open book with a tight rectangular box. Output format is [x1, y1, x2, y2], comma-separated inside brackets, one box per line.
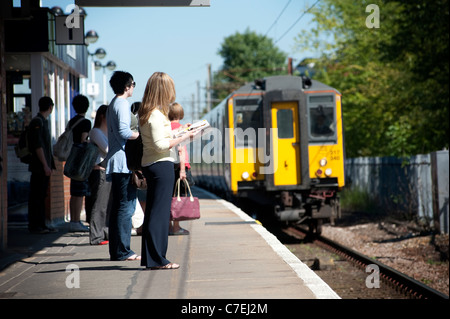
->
[138, 72, 197, 270]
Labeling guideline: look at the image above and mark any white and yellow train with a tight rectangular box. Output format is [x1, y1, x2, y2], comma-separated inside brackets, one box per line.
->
[191, 75, 345, 233]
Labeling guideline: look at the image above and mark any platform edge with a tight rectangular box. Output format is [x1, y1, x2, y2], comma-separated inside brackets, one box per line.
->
[217, 199, 341, 299]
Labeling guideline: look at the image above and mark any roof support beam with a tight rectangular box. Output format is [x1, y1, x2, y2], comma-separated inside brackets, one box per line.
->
[75, 0, 210, 7]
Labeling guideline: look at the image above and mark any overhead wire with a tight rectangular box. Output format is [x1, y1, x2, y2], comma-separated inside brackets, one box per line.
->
[264, 0, 292, 37]
[274, 0, 320, 45]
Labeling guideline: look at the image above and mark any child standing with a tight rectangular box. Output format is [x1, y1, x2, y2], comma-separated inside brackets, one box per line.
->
[168, 102, 194, 235]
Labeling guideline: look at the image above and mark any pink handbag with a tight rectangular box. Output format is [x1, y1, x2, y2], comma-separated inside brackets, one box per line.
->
[170, 178, 200, 221]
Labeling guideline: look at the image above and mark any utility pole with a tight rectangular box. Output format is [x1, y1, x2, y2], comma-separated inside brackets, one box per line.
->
[206, 63, 212, 112]
[191, 93, 195, 121]
[197, 80, 200, 119]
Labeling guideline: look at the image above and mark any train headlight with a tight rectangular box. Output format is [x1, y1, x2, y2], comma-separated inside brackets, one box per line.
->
[319, 158, 327, 167]
[325, 168, 332, 176]
[315, 169, 323, 176]
[242, 171, 250, 180]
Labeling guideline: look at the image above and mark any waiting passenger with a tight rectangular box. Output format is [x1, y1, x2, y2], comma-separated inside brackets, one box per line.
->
[168, 102, 195, 236]
[68, 95, 92, 233]
[138, 72, 197, 270]
[105, 71, 141, 261]
[27, 96, 56, 234]
[130, 101, 144, 236]
[85, 104, 110, 245]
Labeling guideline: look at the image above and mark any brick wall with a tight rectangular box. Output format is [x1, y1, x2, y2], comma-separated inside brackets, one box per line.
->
[49, 160, 70, 224]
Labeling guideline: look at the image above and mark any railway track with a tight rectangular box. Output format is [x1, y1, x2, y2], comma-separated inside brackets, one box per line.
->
[286, 226, 449, 300]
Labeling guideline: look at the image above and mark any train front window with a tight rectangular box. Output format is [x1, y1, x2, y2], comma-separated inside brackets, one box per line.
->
[234, 98, 262, 148]
[308, 104, 336, 142]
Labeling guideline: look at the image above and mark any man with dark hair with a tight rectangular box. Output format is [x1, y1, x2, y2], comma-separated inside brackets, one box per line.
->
[27, 96, 56, 233]
[67, 94, 92, 232]
[105, 71, 140, 261]
[109, 71, 134, 95]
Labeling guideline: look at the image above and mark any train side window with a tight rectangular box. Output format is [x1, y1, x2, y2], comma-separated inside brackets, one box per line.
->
[276, 109, 294, 138]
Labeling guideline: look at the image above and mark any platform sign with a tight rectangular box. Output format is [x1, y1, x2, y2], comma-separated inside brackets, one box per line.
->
[75, 0, 210, 7]
[87, 83, 100, 97]
[55, 15, 85, 45]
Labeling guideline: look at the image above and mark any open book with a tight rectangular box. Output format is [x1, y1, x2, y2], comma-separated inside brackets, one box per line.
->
[172, 119, 211, 146]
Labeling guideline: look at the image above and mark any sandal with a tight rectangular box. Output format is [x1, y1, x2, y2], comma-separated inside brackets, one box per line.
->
[149, 263, 180, 270]
[169, 228, 190, 236]
[125, 254, 141, 261]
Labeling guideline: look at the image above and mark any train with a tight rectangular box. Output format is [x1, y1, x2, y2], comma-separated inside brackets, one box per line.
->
[190, 75, 345, 234]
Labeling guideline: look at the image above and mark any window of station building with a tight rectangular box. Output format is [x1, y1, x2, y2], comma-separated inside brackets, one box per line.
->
[234, 98, 262, 148]
[7, 73, 32, 136]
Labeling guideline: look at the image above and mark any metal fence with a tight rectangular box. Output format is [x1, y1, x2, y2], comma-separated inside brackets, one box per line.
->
[345, 150, 449, 233]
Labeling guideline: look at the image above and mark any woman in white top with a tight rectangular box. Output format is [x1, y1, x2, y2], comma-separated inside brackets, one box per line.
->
[138, 72, 196, 270]
[85, 104, 111, 245]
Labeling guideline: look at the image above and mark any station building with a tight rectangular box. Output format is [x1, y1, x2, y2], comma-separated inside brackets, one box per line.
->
[0, 0, 88, 250]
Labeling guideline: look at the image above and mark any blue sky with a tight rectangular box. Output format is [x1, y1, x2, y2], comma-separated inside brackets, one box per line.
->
[41, 0, 319, 122]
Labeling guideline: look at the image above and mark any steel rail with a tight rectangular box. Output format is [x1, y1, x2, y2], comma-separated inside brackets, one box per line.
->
[290, 226, 449, 300]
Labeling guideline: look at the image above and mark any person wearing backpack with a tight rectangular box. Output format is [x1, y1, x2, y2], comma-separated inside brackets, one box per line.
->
[67, 94, 92, 232]
[27, 97, 56, 234]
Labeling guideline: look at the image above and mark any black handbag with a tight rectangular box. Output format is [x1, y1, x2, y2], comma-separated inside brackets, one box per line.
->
[131, 170, 147, 190]
[64, 142, 99, 181]
[125, 134, 143, 171]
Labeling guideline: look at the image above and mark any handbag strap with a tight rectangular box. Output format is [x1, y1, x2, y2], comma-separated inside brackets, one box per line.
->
[175, 178, 194, 202]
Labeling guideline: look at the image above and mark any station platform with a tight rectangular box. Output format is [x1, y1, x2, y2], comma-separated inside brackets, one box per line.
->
[0, 186, 339, 301]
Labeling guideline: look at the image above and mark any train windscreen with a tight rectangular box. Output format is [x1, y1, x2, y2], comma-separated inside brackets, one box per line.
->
[308, 95, 336, 143]
[234, 98, 262, 148]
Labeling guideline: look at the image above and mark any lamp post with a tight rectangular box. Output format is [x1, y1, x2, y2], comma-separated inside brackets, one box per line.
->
[95, 60, 116, 104]
[86, 47, 107, 112]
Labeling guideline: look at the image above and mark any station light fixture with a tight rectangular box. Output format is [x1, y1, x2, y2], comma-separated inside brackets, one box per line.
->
[106, 61, 117, 71]
[85, 30, 99, 44]
[95, 48, 106, 59]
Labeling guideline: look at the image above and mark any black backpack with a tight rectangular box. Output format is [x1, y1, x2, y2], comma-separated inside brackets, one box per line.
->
[14, 117, 43, 164]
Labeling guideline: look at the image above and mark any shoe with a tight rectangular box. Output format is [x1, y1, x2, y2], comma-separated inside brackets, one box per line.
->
[125, 254, 141, 261]
[69, 221, 89, 232]
[169, 228, 189, 236]
[98, 240, 109, 245]
[149, 263, 180, 270]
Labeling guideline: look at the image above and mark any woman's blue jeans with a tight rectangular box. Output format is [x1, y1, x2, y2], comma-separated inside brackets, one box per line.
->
[109, 173, 136, 260]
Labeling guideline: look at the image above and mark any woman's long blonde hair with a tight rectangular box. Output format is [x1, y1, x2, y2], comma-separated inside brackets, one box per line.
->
[139, 72, 176, 126]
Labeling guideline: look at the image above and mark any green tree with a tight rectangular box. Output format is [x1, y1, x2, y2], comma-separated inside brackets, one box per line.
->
[212, 29, 287, 103]
[295, 0, 449, 157]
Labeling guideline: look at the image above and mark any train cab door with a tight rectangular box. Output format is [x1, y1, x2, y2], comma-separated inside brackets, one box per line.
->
[271, 101, 300, 186]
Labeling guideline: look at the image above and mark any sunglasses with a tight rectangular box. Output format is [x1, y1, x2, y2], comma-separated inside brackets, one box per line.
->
[131, 81, 136, 87]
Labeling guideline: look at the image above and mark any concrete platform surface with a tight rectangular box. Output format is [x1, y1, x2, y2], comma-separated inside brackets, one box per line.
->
[0, 187, 339, 300]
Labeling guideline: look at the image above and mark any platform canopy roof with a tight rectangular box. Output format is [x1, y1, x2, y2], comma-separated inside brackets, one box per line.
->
[75, 0, 210, 7]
